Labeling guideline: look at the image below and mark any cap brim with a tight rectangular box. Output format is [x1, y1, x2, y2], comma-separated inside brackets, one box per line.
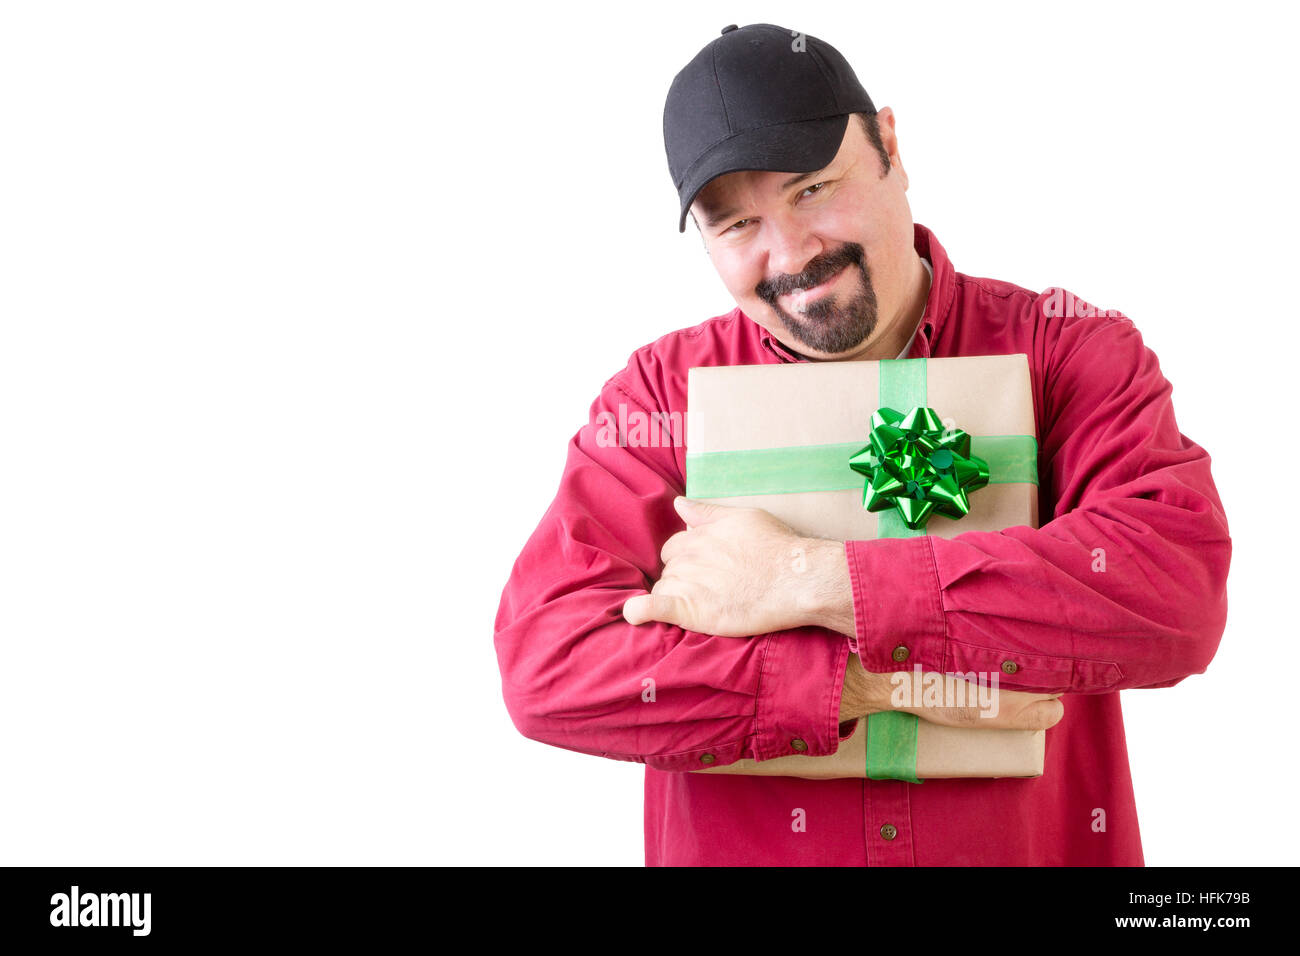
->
[677, 113, 851, 233]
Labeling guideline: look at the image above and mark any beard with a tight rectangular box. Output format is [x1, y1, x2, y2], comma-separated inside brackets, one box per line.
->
[755, 242, 878, 355]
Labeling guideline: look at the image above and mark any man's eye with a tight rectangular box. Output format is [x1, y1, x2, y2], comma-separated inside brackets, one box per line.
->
[726, 219, 751, 233]
[801, 182, 827, 197]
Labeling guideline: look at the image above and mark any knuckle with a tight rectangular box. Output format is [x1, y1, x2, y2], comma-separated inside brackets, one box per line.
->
[659, 532, 682, 565]
[1036, 700, 1065, 729]
[648, 592, 671, 620]
[1015, 701, 1062, 731]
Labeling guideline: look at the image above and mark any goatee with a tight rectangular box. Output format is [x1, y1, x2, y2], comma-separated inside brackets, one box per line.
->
[756, 242, 878, 354]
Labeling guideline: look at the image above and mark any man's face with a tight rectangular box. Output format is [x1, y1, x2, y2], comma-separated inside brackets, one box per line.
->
[691, 108, 918, 361]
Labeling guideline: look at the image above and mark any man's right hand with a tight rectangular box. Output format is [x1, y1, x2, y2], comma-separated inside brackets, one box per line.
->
[839, 653, 1065, 731]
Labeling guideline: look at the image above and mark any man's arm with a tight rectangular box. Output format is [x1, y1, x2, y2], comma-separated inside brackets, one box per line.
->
[618, 506, 1063, 729]
[837, 307, 1230, 695]
[493, 367, 852, 772]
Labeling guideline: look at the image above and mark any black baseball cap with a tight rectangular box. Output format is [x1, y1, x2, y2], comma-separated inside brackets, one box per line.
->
[663, 23, 877, 233]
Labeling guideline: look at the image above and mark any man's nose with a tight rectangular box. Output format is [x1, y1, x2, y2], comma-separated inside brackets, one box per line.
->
[763, 215, 823, 285]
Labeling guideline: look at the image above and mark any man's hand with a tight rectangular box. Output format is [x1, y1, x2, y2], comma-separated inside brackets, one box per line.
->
[622, 497, 850, 637]
[839, 653, 1065, 731]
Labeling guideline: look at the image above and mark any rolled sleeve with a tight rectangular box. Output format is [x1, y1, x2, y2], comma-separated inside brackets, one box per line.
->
[751, 626, 852, 762]
[634, 626, 851, 772]
[497, 359, 860, 774]
[837, 305, 1229, 696]
[844, 536, 946, 672]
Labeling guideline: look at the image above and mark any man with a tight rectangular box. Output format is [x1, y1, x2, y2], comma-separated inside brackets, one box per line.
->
[493, 23, 1230, 865]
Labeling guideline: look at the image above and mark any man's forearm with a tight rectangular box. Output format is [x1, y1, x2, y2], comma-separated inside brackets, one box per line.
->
[839, 652, 872, 722]
[797, 537, 858, 641]
[782, 535, 872, 722]
[807, 549, 1068, 731]
[787, 542, 872, 722]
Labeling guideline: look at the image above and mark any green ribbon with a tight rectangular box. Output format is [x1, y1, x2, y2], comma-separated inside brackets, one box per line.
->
[866, 360, 930, 784]
[866, 358, 1021, 783]
[865, 709, 921, 783]
[684, 435, 1036, 500]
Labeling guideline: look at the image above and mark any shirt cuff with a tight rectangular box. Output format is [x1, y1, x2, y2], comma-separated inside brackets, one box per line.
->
[642, 627, 851, 772]
[751, 626, 851, 761]
[844, 536, 947, 673]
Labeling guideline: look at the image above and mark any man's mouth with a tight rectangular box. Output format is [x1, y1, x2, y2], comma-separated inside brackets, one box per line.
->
[781, 265, 848, 313]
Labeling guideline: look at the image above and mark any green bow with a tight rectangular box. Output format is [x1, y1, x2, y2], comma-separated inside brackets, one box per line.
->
[848, 406, 991, 531]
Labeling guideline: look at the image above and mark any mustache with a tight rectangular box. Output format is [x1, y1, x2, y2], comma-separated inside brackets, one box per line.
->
[756, 243, 865, 301]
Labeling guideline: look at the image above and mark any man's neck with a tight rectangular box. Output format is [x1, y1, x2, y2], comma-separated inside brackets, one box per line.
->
[889, 253, 933, 358]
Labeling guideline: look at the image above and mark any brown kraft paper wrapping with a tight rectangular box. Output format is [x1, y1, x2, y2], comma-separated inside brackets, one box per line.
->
[686, 354, 1045, 779]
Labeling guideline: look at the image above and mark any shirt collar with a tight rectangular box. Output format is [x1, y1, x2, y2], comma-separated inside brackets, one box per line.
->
[755, 222, 953, 364]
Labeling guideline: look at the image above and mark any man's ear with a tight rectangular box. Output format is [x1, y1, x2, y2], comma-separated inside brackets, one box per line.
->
[875, 106, 909, 192]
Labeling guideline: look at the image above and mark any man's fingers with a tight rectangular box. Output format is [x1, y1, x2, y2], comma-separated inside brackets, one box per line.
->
[1022, 698, 1065, 731]
[884, 670, 1067, 731]
[673, 495, 731, 528]
[623, 593, 653, 625]
[623, 591, 687, 628]
[1004, 695, 1065, 731]
[659, 530, 689, 566]
[901, 693, 1065, 731]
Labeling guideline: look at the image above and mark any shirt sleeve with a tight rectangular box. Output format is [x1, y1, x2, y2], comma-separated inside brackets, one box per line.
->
[844, 304, 1231, 695]
[493, 364, 852, 772]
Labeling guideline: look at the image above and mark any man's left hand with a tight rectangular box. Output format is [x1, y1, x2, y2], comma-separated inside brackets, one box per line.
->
[622, 496, 851, 637]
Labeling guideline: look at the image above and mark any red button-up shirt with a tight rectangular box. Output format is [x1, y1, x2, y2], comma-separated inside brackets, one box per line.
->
[494, 223, 1231, 866]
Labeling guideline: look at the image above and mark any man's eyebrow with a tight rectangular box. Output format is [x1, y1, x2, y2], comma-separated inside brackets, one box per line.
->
[779, 169, 826, 191]
[699, 168, 832, 230]
[701, 203, 741, 230]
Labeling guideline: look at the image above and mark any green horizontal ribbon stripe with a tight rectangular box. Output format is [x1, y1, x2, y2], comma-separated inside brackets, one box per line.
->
[685, 441, 870, 498]
[971, 436, 1038, 484]
[684, 435, 1036, 499]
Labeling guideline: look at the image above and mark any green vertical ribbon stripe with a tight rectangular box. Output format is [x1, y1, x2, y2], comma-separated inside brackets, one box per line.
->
[864, 710, 921, 783]
[866, 359, 927, 783]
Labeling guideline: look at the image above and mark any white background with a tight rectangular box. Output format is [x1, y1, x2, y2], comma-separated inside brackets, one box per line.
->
[1, 1, 1295, 866]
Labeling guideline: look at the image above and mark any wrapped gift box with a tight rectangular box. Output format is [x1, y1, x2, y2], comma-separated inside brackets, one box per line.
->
[694, 716, 1044, 780]
[686, 353, 1045, 781]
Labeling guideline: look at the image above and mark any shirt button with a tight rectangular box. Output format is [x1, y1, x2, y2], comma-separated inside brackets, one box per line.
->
[791, 738, 808, 752]
[1001, 660, 1019, 674]
[880, 824, 898, 841]
[699, 753, 716, 764]
[891, 645, 910, 663]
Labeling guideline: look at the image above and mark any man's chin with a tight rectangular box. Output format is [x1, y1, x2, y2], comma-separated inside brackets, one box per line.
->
[777, 319, 873, 357]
